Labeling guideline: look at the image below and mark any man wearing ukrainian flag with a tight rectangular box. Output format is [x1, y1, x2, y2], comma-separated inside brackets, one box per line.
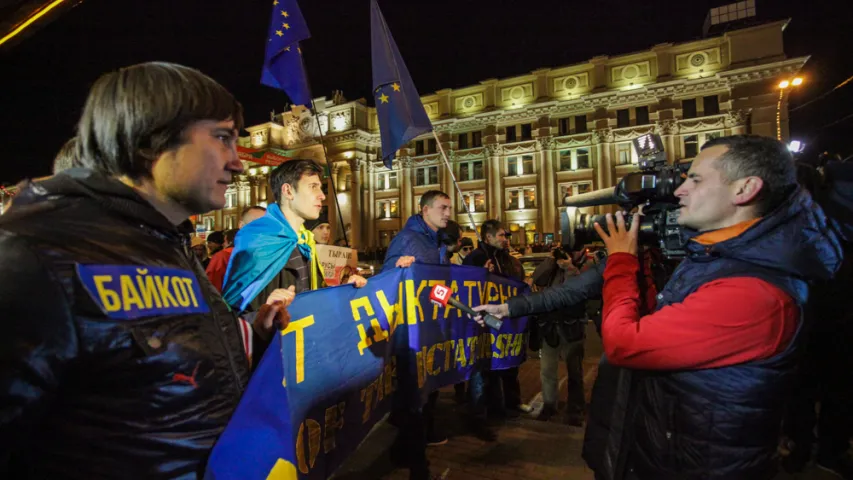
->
[222, 159, 365, 317]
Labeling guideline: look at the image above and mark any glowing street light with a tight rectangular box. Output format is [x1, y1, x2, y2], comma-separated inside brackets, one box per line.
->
[776, 76, 805, 140]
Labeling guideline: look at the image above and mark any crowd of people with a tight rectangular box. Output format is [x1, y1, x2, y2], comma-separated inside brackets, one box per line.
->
[1, 61, 851, 480]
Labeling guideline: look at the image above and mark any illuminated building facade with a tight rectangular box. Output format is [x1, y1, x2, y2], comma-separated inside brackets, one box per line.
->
[210, 20, 807, 248]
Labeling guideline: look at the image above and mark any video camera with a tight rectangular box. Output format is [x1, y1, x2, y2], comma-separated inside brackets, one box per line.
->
[560, 133, 690, 259]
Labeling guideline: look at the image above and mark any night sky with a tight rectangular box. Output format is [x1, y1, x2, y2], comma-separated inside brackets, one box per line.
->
[1, 0, 851, 185]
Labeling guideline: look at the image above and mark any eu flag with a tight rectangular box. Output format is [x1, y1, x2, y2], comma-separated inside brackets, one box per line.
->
[370, 0, 433, 169]
[261, 0, 312, 107]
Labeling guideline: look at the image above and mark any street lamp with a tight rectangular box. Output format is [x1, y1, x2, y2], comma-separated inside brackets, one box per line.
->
[777, 76, 804, 140]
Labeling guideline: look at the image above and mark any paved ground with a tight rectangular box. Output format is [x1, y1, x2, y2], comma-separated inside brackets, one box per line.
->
[335, 324, 843, 480]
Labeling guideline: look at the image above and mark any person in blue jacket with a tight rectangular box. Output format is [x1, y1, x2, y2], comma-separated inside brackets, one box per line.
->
[382, 190, 451, 480]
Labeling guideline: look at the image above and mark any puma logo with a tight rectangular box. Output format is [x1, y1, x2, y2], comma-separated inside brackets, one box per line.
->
[172, 362, 201, 388]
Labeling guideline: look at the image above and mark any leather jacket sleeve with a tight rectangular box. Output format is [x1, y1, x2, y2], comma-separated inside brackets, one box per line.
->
[0, 234, 77, 472]
[507, 260, 605, 317]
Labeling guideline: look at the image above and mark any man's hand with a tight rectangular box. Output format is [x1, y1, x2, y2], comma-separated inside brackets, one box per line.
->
[484, 259, 495, 273]
[266, 285, 296, 307]
[593, 211, 640, 256]
[347, 274, 368, 288]
[472, 303, 509, 319]
[395, 256, 415, 268]
[253, 301, 291, 343]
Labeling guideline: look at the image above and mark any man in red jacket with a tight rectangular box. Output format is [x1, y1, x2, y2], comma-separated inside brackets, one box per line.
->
[593, 135, 842, 479]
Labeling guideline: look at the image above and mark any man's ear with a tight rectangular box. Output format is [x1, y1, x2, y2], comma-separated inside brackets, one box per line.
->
[281, 183, 294, 201]
[732, 176, 764, 206]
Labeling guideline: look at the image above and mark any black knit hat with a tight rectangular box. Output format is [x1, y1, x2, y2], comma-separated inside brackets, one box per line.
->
[304, 213, 330, 232]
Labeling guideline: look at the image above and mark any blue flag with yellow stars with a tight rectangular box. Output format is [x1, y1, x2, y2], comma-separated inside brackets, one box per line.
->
[370, 0, 433, 169]
[261, 0, 312, 106]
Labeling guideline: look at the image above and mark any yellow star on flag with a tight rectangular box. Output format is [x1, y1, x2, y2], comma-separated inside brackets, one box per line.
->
[275, 30, 284, 37]
[379, 93, 389, 104]
[283, 23, 290, 29]
[273, 0, 278, 5]
[284, 46, 291, 52]
[281, 10, 289, 17]
[392, 83, 401, 92]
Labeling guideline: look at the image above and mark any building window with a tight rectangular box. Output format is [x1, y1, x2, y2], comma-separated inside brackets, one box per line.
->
[703, 95, 720, 116]
[379, 230, 398, 248]
[224, 215, 237, 230]
[683, 135, 699, 159]
[203, 216, 215, 231]
[617, 142, 638, 165]
[458, 133, 469, 150]
[559, 118, 570, 136]
[505, 125, 517, 143]
[559, 182, 594, 204]
[682, 99, 698, 119]
[636, 106, 650, 125]
[415, 141, 425, 156]
[458, 161, 484, 181]
[376, 171, 398, 190]
[377, 199, 399, 219]
[616, 109, 630, 128]
[575, 115, 588, 133]
[576, 148, 590, 169]
[559, 150, 573, 171]
[520, 123, 533, 141]
[683, 131, 724, 159]
[507, 187, 537, 210]
[558, 148, 591, 171]
[471, 131, 483, 148]
[427, 138, 437, 154]
[415, 166, 439, 186]
[225, 190, 238, 209]
[507, 155, 534, 176]
[460, 191, 486, 213]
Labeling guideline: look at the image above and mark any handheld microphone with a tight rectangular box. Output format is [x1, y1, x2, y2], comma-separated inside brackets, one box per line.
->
[428, 284, 503, 330]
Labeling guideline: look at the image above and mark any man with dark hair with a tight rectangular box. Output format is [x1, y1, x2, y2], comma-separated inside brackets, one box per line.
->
[463, 219, 529, 425]
[240, 205, 266, 227]
[590, 134, 843, 479]
[381, 189, 452, 480]
[0, 62, 289, 478]
[206, 230, 225, 259]
[52, 137, 81, 174]
[223, 159, 365, 314]
[381, 189, 451, 271]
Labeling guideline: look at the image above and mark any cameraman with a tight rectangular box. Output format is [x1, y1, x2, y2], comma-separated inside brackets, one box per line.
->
[593, 135, 843, 479]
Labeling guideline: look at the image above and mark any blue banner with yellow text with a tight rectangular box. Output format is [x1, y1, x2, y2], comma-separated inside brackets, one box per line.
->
[206, 264, 529, 480]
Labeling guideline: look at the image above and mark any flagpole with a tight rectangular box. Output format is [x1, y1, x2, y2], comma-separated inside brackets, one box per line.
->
[308, 99, 351, 248]
[431, 130, 482, 243]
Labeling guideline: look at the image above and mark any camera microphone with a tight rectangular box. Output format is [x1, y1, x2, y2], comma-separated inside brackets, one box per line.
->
[428, 284, 503, 330]
[563, 186, 623, 208]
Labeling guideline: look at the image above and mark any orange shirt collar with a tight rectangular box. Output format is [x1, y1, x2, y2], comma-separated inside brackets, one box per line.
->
[692, 218, 761, 246]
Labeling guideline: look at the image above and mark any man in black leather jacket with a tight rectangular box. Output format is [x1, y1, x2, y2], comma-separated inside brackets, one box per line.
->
[0, 62, 289, 479]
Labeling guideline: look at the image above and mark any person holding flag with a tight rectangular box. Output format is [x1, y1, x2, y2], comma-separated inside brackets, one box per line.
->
[222, 160, 367, 317]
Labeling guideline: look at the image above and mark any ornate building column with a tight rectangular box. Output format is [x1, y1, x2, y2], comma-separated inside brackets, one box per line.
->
[593, 128, 614, 214]
[485, 144, 502, 220]
[655, 120, 679, 163]
[537, 136, 556, 234]
[400, 157, 413, 220]
[726, 109, 749, 136]
[442, 150, 457, 214]
[348, 157, 363, 250]
[366, 160, 377, 249]
[248, 176, 259, 206]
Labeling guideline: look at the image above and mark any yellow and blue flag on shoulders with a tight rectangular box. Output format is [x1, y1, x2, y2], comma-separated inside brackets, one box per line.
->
[261, 0, 312, 107]
[370, 0, 433, 169]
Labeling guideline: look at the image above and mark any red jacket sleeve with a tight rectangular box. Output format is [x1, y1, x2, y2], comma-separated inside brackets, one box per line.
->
[205, 250, 232, 293]
[601, 252, 798, 370]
